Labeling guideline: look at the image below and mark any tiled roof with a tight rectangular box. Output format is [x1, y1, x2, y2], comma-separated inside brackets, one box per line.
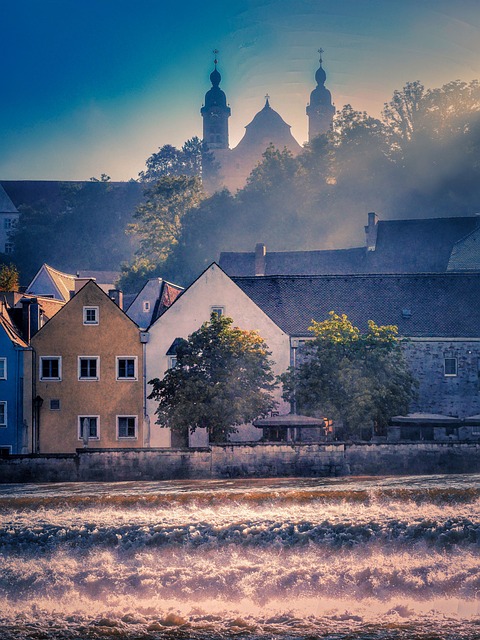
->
[220, 247, 366, 276]
[44, 265, 76, 301]
[367, 217, 480, 273]
[233, 273, 480, 338]
[220, 216, 480, 277]
[447, 228, 480, 271]
[77, 270, 121, 285]
[0, 310, 27, 347]
[0, 184, 18, 214]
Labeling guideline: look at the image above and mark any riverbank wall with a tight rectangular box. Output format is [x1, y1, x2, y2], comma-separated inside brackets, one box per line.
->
[0, 441, 479, 483]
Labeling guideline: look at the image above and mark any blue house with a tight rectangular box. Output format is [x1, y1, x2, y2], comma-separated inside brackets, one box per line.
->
[0, 304, 29, 455]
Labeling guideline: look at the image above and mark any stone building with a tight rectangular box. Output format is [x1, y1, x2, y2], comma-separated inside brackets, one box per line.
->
[202, 53, 334, 191]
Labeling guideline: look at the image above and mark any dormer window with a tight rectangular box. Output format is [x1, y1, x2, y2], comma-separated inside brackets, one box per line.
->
[83, 306, 99, 325]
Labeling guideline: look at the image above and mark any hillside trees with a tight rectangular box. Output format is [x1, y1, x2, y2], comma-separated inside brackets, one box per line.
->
[148, 314, 277, 443]
[118, 175, 204, 291]
[280, 312, 417, 438]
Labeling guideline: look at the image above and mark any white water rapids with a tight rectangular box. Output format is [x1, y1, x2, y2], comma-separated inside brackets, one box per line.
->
[0, 474, 479, 639]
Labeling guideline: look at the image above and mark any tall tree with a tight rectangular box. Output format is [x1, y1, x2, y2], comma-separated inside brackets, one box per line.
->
[281, 312, 417, 438]
[149, 314, 277, 443]
[119, 175, 203, 292]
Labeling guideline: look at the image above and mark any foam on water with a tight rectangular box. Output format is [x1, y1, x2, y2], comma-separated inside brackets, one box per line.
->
[0, 474, 479, 639]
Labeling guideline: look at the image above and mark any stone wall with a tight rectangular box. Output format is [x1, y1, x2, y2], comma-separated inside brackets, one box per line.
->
[1, 442, 479, 483]
[405, 339, 480, 418]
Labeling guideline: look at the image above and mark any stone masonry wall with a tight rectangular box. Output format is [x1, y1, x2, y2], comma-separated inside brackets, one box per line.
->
[1, 442, 479, 483]
[404, 340, 480, 418]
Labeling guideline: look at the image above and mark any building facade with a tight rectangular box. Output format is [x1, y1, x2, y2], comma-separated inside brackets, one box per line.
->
[30, 281, 145, 453]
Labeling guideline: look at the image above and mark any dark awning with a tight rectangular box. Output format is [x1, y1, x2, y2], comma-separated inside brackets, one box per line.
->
[253, 414, 325, 428]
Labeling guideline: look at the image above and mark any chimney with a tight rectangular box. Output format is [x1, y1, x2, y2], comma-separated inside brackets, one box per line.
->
[365, 212, 378, 251]
[255, 243, 266, 276]
[74, 277, 95, 294]
[20, 298, 40, 342]
[108, 289, 123, 310]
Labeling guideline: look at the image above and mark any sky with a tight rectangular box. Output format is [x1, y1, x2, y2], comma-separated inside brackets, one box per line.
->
[2, 0, 480, 181]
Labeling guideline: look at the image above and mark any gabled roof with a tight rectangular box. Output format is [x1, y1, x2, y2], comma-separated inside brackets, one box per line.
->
[233, 272, 480, 338]
[26, 264, 76, 302]
[0, 184, 18, 214]
[125, 278, 184, 328]
[0, 309, 27, 348]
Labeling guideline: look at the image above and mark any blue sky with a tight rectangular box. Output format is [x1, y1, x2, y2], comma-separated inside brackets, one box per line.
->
[2, 0, 480, 181]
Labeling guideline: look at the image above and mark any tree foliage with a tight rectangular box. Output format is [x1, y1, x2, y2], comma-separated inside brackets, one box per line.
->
[0, 264, 19, 291]
[138, 136, 219, 184]
[148, 314, 277, 443]
[119, 175, 204, 292]
[280, 312, 417, 438]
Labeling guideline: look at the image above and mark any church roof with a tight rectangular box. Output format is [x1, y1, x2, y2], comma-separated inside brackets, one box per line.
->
[234, 99, 302, 155]
[0, 184, 18, 214]
[232, 272, 480, 338]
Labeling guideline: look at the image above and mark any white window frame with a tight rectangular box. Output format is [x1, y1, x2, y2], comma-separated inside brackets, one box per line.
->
[39, 356, 62, 381]
[0, 402, 6, 428]
[78, 356, 100, 381]
[117, 415, 138, 440]
[444, 357, 458, 377]
[78, 415, 100, 441]
[0, 357, 7, 380]
[143, 301, 150, 312]
[211, 306, 225, 317]
[116, 356, 138, 381]
[83, 306, 99, 325]
[168, 355, 177, 369]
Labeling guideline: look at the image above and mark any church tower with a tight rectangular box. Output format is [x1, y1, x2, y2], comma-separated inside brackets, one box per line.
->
[201, 51, 231, 149]
[306, 49, 335, 142]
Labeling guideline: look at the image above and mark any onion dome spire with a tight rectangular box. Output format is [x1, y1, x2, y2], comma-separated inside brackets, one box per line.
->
[201, 49, 231, 150]
[306, 47, 335, 142]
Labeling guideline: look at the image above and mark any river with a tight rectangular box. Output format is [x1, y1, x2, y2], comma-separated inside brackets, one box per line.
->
[0, 474, 479, 639]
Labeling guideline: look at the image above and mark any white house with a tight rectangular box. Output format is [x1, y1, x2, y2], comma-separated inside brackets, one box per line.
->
[145, 263, 291, 447]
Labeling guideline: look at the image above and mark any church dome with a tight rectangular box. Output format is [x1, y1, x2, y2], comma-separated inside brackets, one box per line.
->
[234, 98, 302, 154]
[315, 65, 327, 86]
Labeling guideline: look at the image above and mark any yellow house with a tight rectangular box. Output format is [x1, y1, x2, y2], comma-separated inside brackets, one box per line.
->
[31, 281, 145, 453]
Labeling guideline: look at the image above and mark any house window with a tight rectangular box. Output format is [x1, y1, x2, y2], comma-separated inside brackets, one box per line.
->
[444, 358, 457, 376]
[4, 218, 16, 230]
[168, 356, 177, 369]
[78, 416, 99, 440]
[83, 306, 99, 325]
[117, 357, 137, 380]
[211, 306, 224, 318]
[4, 242, 14, 255]
[78, 357, 99, 380]
[40, 357, 61, 381]
[117, 416, 137, 439]
[50, 399, 60, 411]
[0, 358, 6, 380]
[0, 402, 6, 427]
[143, 301, 150, 312]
